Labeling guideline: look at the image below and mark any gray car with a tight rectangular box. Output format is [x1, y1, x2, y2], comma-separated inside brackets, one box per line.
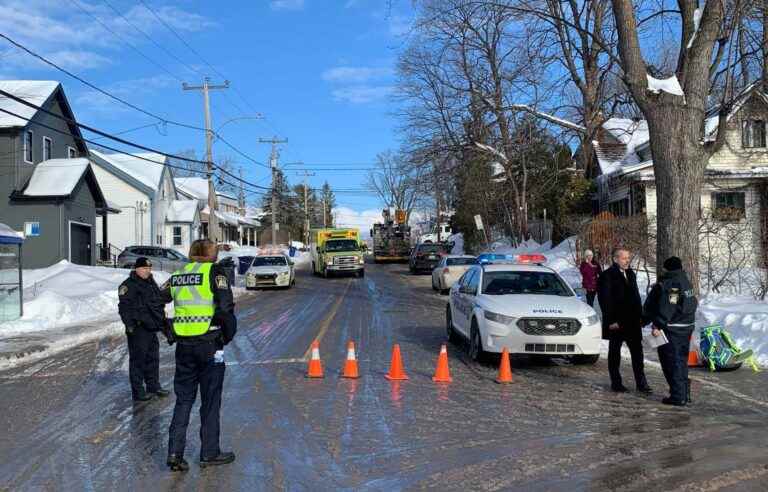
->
[117, 246, 190, 272]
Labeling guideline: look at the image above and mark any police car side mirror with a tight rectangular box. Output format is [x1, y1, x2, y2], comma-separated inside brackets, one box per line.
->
[574, 287, 586, 300]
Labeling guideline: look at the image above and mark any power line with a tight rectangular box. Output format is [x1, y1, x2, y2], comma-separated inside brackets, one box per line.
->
[102, 0, 205, 79]
[0, 95, 272, 192]
[70, 0, 185, 84]
[0, 32, 206, 132]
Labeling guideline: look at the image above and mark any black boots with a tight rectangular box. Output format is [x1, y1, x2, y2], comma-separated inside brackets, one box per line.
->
[200, 452, 236, 468]
[167, 455, 189, 472]
[152, 388, 171, 398]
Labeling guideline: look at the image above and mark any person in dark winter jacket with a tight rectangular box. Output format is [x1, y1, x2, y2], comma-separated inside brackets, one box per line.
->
[118, 257, 173, 402]
[643, 256, 698, 406]
[579, 249, 602, 306]
[598, 248, 651, 393]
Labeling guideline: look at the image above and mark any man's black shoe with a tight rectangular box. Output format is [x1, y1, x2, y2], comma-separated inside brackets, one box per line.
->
[167, 455, 189, 472]
[152, 389, 171, 398]
[611, 385, 628, 393]
[637, 386, 653, 394]
[662, 397, 686, 407]
[133, 393, 153, 402]
[200, 451, 236, 468]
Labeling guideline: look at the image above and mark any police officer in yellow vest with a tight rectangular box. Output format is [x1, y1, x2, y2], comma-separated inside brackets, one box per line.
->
[165, 239, 237, 472]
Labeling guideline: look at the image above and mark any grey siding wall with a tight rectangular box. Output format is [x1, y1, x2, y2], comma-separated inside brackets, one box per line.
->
[1, 201, 65, 268]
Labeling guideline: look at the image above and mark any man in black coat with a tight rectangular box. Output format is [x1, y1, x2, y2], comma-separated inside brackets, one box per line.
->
[598, 248, 651, 393]
[644, 256, 698, 406]
[118, 257, 174, 402]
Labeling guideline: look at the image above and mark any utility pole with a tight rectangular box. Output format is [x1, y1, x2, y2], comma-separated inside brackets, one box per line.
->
[259, 136, 288, 245]
[183, 77, 229, 243]
[296, 170, 315, 245]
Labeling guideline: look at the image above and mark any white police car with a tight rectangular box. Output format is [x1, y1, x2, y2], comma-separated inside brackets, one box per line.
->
[245, 254, 295, 290]
[446, 254, 601, 364]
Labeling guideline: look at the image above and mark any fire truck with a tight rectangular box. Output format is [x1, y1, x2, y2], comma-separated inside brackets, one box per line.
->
[371, 209, 411, 263]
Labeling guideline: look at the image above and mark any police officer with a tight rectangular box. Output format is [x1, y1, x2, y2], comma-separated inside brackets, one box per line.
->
[118, 257, 173, 402]
[643, 256, 698, 406]
[165, 239, 237, 472]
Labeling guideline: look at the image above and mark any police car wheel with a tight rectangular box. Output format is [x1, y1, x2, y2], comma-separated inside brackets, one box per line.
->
[571, 354, 600, 365]
[468, 320, 488, 362]
[446, 306, 460, 344]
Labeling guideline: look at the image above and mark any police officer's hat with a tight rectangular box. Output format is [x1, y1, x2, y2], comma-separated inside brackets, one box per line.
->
[134, 257, 153, 269]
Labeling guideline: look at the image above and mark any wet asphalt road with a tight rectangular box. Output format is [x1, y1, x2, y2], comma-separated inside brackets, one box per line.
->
[2, 262, 768, 491]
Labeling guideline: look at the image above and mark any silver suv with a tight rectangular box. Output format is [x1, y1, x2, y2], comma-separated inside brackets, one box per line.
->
[118, 246, 190, 272]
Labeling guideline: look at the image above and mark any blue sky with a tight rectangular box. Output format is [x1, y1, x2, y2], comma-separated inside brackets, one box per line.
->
[0, 0, 416, 231]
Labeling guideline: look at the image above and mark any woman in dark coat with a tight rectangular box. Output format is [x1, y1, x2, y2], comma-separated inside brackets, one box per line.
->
[597, 248, 650, 393]
[579, 249, 602, 307]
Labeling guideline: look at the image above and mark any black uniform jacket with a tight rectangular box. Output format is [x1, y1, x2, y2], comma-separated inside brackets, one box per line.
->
[643, 269, 698, 333]
[118, 272, 172, 332]
[162, 262, 237, 346]
[597, 263, 643, 341]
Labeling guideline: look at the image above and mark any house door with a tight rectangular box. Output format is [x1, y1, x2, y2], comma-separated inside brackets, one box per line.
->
[70, 223, 92, 265]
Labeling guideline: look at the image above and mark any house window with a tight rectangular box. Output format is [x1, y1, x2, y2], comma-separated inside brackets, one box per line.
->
[24, 130, 33, 163]
[630, 183, 646, 215]
[608, 198, 630, 217]
[157, 234, 162, 245]
[742, 120, 766, 148]
[68, 146, 77, 158]
[43, 137, 52, 161]
[173, 226, 183, 246]
[712, 192, 746, 220]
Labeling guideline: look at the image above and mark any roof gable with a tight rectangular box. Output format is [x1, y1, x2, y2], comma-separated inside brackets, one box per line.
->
[17, 158, 105, 206]
[91, 150, 167, 191]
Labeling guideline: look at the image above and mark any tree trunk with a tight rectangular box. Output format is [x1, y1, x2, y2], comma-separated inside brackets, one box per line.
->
[646, 107, 707, 289]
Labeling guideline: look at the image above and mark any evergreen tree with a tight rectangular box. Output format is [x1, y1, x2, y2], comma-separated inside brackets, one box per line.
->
[320, 182, 337, 228]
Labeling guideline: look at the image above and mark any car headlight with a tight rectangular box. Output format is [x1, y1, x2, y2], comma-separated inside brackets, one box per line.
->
[278, 271, 289, 276]
[585, 314, 600, 325]
[484, 311, 516, 325]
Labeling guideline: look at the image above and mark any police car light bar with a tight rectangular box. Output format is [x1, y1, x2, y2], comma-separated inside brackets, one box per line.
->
[515, 254, 547, 264]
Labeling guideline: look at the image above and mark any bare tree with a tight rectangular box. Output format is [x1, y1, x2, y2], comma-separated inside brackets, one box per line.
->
[366, 150, 423, 222]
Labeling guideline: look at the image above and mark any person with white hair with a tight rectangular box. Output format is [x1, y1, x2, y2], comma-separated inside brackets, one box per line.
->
[579, 249, 601, 307]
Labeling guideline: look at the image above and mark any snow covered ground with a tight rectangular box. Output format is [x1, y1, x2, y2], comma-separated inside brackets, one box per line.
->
[0, 247, 312, 370]
[480, 237, 768, 366]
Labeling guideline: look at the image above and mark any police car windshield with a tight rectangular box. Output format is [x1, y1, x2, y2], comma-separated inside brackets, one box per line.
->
[325, 240, 358, 252]
[482, 271, 572, 296]
[251, 256, 287, 266]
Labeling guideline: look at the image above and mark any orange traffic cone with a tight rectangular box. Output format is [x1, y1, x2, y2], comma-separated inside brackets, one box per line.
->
[432, 344, 453, 383]
[687, 335, 700, 367]
[385, 344, 409, 380]
[342, 340, 360, 378]
[496, 347, 513, 383]
[687, 349, 700, 367]
[306, 340, 324, 378]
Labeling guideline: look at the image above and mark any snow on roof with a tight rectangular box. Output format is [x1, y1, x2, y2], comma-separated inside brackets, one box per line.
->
[166, 200, 198, 223]
[0, 223, 23, 244]
[593, 118, 649, 175]
[0, 81, 59, 128]
[175, 177, 209, 200]
[91, 149, 166, 190]
[23, 158, 90, 197]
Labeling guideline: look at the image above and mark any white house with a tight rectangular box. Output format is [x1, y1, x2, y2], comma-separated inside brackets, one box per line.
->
[592, 84, 768, 269]
[175, 177, 258, 246]
[90, 150, 200, 254]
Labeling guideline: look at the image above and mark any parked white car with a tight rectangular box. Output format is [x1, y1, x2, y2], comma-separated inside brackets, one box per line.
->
[245, 255, 295, 289]
[432, 255, 477, 295]
[446, 255, 601, 364]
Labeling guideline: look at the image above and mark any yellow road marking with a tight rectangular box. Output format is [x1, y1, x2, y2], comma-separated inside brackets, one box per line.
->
[303, 279, 353, 359]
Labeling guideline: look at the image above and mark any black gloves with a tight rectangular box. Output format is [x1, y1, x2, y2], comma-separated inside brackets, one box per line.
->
[162, 318, 176, 346]
[125, 325, 135, 336]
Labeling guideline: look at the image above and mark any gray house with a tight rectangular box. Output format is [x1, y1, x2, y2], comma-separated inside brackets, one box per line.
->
[0, 81, 109, 268]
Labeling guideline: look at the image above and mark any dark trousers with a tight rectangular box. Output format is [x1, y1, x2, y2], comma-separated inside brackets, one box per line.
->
[608, 331, 648, 389]
[586, 291, 597, 307]
[168, 340, 225, 460]
[658, 328, 694, 402]
[127, 328, 160, 398]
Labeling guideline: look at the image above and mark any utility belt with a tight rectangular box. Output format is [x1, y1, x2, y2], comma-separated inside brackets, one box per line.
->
[175, 328, 221, 345]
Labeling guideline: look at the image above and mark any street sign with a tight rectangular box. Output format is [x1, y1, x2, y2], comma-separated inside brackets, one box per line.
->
[474, 215, 484, 230]
[24, 222, 40, 237]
